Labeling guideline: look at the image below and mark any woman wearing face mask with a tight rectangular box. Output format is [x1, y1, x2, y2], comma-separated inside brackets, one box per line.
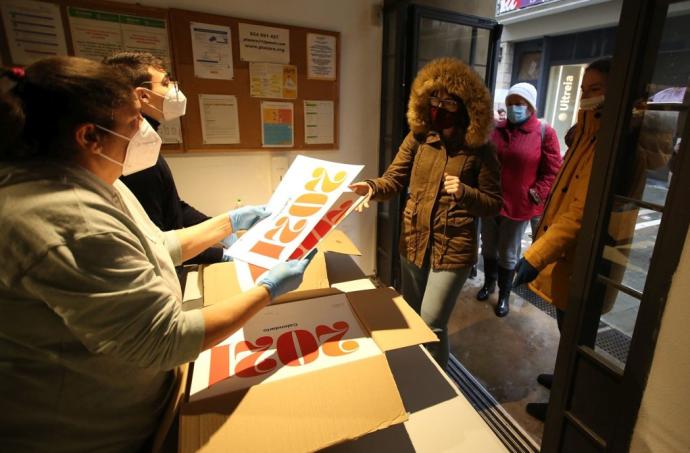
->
[0, 57, 312, 451]
[349, 58, 502, 368]
[511, 58, 611, 421]
[477, 83, 562, 317]
[103, 52, 239, 275]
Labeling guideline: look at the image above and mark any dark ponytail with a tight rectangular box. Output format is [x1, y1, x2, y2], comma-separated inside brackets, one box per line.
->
[0, 57, 134, 162]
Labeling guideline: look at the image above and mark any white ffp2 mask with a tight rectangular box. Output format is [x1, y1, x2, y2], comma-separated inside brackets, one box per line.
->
[96, 120, 162, 176]
[143, 83, 187, 120]
[579, 95, 605, 111]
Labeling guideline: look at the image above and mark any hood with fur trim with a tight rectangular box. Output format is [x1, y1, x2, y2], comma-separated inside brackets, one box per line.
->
[407, 58, 493, 148]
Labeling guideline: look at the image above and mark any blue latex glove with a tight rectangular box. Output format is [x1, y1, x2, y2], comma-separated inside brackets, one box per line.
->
[258, 249, 317, 299]
[228, 205, 271, 231]
[221, 247, 233, 262]
[513, 257, 539, 287]
[220, 232, 238, 250]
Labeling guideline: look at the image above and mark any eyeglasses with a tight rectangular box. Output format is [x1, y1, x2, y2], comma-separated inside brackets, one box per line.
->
[140, 80, 181, 99]
[429, 97, 460, 112]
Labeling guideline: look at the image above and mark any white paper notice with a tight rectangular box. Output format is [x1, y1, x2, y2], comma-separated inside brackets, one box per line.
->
[228, 155, 363, 269]
[238, 23, 289, 64]
[121, 16, 171, 69]
[199, 94, 240, 144]
[190, 22, 233, 80]
[250, 62, 297, 99]
[189, 293, 382, 399]
[1, 0, 68, 66]
[304, 100, 334, 145]
[159, 118, 182, 144]
[307, 33, 336, 80]
[67, 7, 172, 69]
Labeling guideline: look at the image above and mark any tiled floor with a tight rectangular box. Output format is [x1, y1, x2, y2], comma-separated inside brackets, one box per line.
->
[447, 270, 561, 445]
[446, 222, 641, 445]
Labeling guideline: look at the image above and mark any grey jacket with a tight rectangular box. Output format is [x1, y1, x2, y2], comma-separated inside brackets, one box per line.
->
[0, 162, 205, 452]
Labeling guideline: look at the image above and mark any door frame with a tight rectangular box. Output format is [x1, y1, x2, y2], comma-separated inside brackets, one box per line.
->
[543, 0, 690, 450]
[408, 4, 502, 91]
[376, 1, 501, 288]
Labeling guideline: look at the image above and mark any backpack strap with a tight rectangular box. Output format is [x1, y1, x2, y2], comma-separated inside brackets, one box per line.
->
[540, 121, 546, 144]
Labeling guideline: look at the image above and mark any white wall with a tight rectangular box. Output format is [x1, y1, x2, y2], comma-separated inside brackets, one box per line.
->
[630, 227, 690, 453]
[121, 0, 383, 274]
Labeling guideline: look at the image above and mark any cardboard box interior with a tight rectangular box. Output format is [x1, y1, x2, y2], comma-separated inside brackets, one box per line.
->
[180, 232, 438, 452]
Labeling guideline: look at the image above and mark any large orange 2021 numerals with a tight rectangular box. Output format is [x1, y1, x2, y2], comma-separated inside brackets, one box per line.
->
[207, 322, 362, 386]
[316, 321, 360, 357]
[305, 167, 347, 193]
[233, 336, 277, 378]
[264, 216, 307, 243]
[276, 329, 320, 367]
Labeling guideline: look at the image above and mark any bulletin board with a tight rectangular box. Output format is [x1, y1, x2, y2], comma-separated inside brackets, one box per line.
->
[0, 1, 340, 153]
[0, 0, 183, 153]
[168, 8, 340, 152]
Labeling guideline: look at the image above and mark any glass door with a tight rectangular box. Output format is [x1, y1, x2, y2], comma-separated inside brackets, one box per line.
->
[376, 3, 501, 287]
[543, 0, 690, 451]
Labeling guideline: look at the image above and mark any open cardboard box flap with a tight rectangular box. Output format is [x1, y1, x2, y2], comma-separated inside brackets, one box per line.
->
[202, 230, 361, 306]
[202, 266, 437, 354]
[180, 248, 437, 452]
[180, 352, 408, 453]
[318, 229, 362, 256]
[345, 287, 439, 351]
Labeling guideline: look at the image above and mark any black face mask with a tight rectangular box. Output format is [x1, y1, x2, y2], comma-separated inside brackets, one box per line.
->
[430, 106, 461, 131]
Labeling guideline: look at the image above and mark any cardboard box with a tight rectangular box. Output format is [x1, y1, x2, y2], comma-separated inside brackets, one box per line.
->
[179, 238, 438, 452]
[203, 229, 362, 305]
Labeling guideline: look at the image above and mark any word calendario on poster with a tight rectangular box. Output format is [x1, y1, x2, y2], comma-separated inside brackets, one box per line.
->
[228, 155, 364, 285]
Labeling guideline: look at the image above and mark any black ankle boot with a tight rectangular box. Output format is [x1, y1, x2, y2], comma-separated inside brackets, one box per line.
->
[526, 402, 548, 421]
[537, 373, 554, 390]
[476, 258, 497, 301]
[495, 266, 515, 317]
[477, 279, 496, 301]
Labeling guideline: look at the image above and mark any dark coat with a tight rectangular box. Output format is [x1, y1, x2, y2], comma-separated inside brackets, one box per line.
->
[368, 58, 502, 270]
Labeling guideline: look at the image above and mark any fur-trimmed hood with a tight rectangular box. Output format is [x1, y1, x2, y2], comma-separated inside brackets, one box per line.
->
[407, 58, 493, 148]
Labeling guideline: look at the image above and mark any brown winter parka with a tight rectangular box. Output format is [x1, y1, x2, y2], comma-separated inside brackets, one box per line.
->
[367, 58, 502, 270]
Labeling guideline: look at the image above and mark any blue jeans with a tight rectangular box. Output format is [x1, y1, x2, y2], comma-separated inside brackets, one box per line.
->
[530, 215, 541, 239]
[400, 254, 471, 369]
[480, 216, 529, 270]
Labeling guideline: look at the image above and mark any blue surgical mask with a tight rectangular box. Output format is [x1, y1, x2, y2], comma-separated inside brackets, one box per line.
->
[507, 105, 531, 124]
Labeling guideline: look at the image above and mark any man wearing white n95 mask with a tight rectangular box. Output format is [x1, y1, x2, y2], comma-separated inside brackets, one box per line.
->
[103, 51, 252, 278]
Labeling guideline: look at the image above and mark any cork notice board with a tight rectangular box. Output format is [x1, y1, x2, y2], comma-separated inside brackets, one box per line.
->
[0, 0, 183, 153]
[168, 8, 340, 152]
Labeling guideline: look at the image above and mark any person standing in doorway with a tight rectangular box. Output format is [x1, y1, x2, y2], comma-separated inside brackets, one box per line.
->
[513, 58, 611, 421]
[350, 58, 502, 368]
[477, 83, 561, 317]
